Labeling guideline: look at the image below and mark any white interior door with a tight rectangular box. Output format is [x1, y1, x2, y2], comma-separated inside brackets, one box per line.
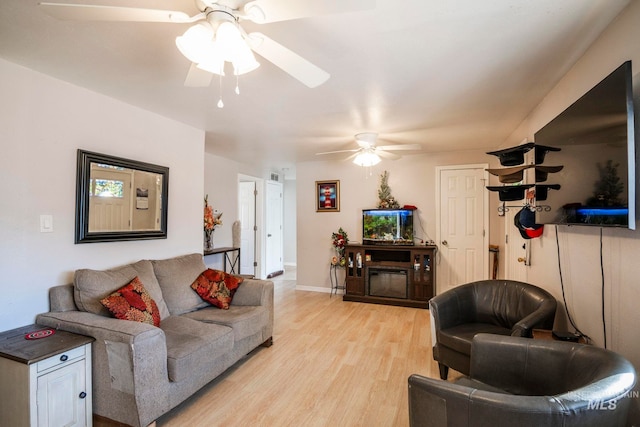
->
[239, 181, 256, 276]
[265, 181, 283, 277]
[436, 165, 489, 294]
[89, 168, 132, 232]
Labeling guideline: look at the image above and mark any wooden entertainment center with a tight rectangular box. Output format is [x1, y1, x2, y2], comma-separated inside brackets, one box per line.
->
[343, 244, 436, 308]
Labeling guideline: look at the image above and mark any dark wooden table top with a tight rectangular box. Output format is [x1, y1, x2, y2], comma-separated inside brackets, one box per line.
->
[0, 324, 94, 364]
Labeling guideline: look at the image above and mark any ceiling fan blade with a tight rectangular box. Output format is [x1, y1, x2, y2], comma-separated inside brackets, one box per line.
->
[376, 144, 422, 151]
[243, 0, 375, 24]
[39, 3, 192, 23]
[184, 63, 213, 87]
[316, 149, 359, 156]
[344, 152, 360, 161]
[248, 33, 329, 88]
[377, 150, 401, 160]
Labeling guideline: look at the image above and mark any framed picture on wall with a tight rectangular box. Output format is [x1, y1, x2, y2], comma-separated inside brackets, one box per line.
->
[316, 180, 340, 212]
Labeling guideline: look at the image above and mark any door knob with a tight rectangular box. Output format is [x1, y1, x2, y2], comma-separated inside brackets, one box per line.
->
[441, 240, 448, 246]
[267, 234, 272, 237]
[517, 257, 526, 263]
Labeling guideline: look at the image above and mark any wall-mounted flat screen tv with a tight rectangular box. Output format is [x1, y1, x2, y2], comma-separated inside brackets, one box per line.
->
[362, 209, 414, 245]
[534, 61, 636, 229]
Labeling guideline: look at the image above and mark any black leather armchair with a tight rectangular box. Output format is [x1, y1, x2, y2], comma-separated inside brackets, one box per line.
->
[429, 279, 557, 379]
[409, 334, 637, 427]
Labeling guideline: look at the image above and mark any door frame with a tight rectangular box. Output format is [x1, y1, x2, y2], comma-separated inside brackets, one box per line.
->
[435, 163, 490, 294]
[265, 180, 284, 277]
[238, 174, 265, 279]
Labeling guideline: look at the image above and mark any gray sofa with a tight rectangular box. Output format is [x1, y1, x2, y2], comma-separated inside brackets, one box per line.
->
[36, 253, 274, 427]
[409, 334, 637, 427]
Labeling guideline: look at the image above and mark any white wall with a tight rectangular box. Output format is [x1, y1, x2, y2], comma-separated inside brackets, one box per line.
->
[0, 58, 205, 331]
[296, 149, 490, 292]
[203, 152, 266, 273]
[283, 178, 297, 266]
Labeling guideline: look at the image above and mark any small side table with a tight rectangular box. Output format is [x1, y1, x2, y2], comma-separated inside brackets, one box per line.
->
[204, 246, 241, 274]
[330, 264, 346, 297]
[0, 324, 94, 427]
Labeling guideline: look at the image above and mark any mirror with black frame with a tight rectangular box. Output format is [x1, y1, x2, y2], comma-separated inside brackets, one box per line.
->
[75, 149, 169, 243]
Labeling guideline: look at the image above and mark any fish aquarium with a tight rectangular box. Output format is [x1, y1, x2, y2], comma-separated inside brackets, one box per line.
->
[362, 209, 414, 245]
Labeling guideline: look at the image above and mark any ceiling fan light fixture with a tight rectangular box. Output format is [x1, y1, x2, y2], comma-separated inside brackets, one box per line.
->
[196, 54, 225, 76]
[233, 56, 260, 76]
[353, 150, 381, 167]
[175, 22, 215, 64]
[215, 21, 245, 61]
[232, 44, 260, 75]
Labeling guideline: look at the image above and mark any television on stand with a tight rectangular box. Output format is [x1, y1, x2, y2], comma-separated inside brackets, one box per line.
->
[362, 209, 414, 245]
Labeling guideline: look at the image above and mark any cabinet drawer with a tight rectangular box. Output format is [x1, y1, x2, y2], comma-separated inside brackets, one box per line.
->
[37, 345, 85, 372]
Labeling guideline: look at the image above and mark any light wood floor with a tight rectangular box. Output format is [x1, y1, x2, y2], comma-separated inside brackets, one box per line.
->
[107, 268, 447, 427]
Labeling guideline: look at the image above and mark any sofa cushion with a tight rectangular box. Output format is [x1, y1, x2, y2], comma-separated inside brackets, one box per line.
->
[190, 269, 244, 309]
[160, 316, 234, 382]
[152, 253, 208, 316]
[182, 305, 268, 342]
[74, 259, 170, 320]
[438, 323, 511, 355]
[100, 276, 161, 327]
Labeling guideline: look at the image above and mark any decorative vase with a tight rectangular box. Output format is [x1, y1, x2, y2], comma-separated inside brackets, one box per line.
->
[204, 230, 214, 251]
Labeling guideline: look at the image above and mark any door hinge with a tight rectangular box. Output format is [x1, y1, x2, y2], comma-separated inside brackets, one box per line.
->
[253, 261, 258, 267]
[506, 234, 509, 244]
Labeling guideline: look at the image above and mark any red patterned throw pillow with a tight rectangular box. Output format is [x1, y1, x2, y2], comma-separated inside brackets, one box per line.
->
[191, 269, 244, 309]
[100, 276, 161, 327]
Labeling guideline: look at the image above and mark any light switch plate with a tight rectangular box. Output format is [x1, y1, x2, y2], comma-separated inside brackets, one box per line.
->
[40, 215, 53, 233]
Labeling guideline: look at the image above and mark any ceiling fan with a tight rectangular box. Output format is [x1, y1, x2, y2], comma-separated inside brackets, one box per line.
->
[316, 132, 422, 166]
[38, 0, 373, 89]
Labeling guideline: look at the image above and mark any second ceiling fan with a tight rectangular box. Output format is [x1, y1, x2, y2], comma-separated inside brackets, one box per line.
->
[316, 132, 422, 166]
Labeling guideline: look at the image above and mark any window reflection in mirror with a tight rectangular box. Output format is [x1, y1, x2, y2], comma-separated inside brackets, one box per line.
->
[76, 150, 168, 243]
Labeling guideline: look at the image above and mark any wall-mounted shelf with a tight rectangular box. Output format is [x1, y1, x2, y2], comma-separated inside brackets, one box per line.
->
[498, 204, 551, 213]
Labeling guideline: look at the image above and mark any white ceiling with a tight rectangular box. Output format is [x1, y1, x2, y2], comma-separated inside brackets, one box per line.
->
[0, 0, 631, 177]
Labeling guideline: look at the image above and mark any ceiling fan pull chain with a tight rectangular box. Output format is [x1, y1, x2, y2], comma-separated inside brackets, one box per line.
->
[235, 74, 240, 95]
[217, 69, 224, 108]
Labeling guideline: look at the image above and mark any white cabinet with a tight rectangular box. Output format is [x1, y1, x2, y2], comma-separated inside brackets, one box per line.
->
[0, 325, 93, 427]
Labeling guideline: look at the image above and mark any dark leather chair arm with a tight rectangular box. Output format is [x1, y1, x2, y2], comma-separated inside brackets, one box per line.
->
[408, 373, 561, 427]
[470, 334, 636, 399]
[408, 374, 472, 427]
[429, 285, 476, 331]
[511, 298, 557, 336]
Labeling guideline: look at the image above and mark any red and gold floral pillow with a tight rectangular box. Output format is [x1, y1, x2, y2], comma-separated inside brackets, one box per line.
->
[100, 276, 161, 327]
[191, 269, 243, 310]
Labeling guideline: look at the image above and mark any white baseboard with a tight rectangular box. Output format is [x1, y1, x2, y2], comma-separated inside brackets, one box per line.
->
[295, 285, 332, 294]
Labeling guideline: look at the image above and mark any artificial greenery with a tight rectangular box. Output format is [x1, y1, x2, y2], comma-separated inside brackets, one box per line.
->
[587, 160, 625, 207]
[377, 170, 400, 209]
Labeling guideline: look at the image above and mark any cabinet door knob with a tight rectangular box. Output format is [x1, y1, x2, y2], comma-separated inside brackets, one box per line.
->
[79, 392, 87, 399]
[59, 354, 68, 362]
